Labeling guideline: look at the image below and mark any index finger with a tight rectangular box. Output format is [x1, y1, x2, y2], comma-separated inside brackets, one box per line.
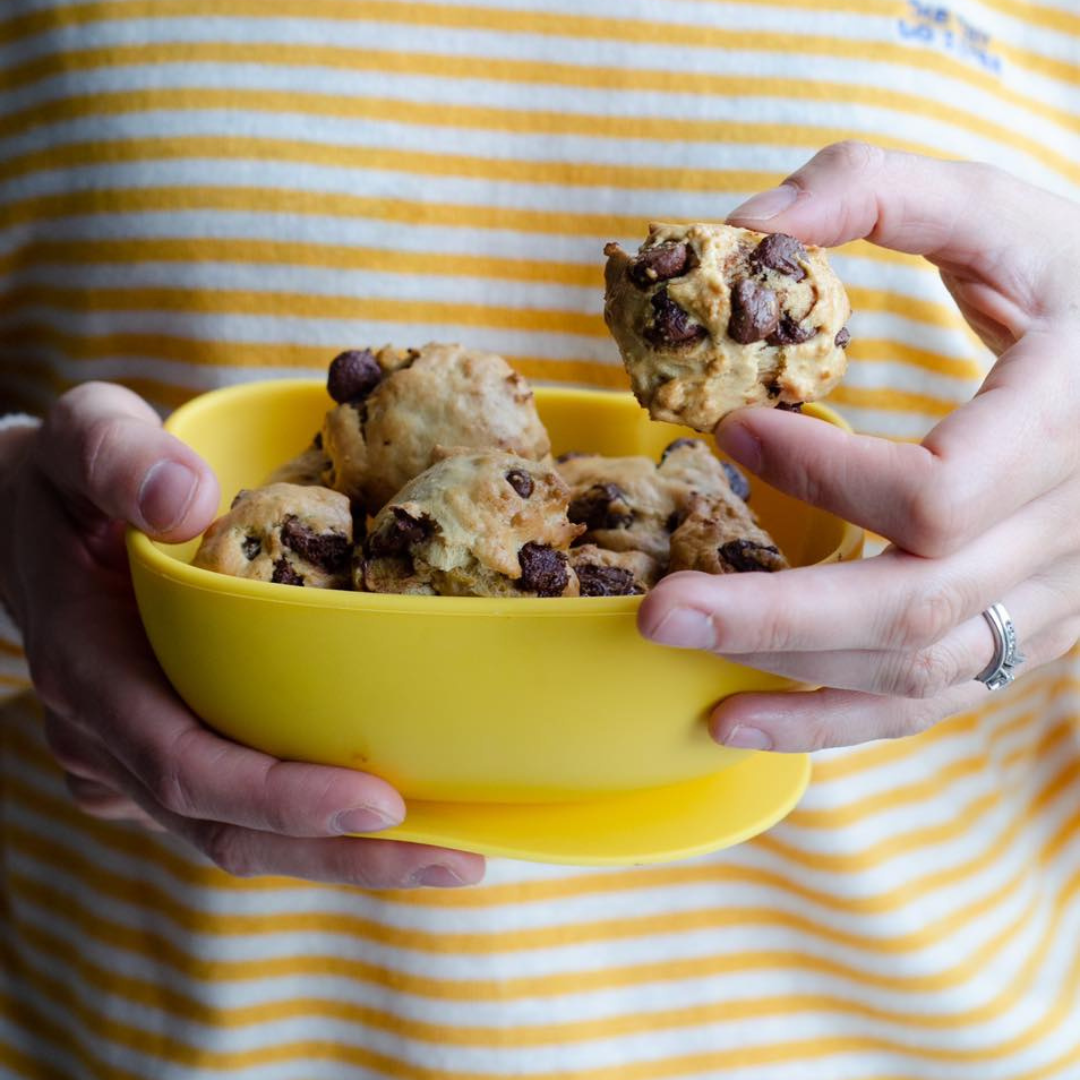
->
[727, 140, 1075, 320]
[715, 335, 1071, 558]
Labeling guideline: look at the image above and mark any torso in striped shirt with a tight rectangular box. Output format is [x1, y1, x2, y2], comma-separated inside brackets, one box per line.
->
[3, 2, 1080, 1078]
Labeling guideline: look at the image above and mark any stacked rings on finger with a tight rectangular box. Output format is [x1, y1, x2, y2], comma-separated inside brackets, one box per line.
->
[975, 602, 1026, 691]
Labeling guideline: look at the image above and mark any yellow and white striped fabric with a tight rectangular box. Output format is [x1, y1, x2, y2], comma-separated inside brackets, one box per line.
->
[3, 2, 1080, 1077]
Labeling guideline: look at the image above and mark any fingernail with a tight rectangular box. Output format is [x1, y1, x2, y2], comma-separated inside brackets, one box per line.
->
[138, 460, 198, 533]
[720, 725, 774, 750]
[727, 184, 798, 223]
[333, 805, 403, 834]
[715, 422, 762, 473]
[412, 865, 467, 888]
[648, 608, 716, 650]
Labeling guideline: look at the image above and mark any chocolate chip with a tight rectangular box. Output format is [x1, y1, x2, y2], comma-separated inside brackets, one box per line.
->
[506, 469, 534, 498]
[576, 564, 642, 597]
[568, 483, 634, 531]
[717, 539, 783, 573]
[556, 450, 593, 464]
[312, 431, 323, 450]
[721, 462, 750, 501]
[280, 515, 351, 573]
[518, 543, 569, 597]
[766, 314, 816, 347]
[230, 489, 250, 510]
[271, 558, 305, 586]
[659, 437, 705, 463]
[628, 242, 693, 289]
[644, 287, 708, 348]
[367, 507, 431, 558]
[728, 279, 780, 344]
[775, 401, 803, 413]
[750, 233, 807, 281]
[835, 326, 851, 348]
[665, 509, 683, 533]
[241, 535, 261, 560]
[327, 349, 382, 404]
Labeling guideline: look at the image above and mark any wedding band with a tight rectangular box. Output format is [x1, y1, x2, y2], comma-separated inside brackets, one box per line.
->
[975, 602, 1026, 691]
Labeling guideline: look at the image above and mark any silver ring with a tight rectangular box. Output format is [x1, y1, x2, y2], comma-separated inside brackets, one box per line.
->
[975, 602, 1026, 691]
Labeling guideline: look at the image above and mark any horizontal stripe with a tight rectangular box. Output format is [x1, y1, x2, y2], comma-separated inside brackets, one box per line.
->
[7, 931, 1080, 1079]
[8, 893, 1080, 1056]
[3, 0, 1078, 128]
[3, 78, 1074, 190]
[5, 723, 1077, 959]
[3, 30, 1074, 149]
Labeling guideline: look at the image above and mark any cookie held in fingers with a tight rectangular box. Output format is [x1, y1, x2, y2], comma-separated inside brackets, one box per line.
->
[668, 493, 789, 576]
[321, 342, 551, 514]
[193, 483, 354, 589]
[361, 451, 584, 597]
[604, 222, 851, 431]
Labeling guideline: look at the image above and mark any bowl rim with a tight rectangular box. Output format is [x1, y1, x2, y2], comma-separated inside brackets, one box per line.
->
[126, 380, 864, 617]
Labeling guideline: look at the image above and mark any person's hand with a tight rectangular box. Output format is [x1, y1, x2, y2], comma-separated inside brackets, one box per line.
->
[0, 382, 484, 887]
[638, 142, 1080, 752]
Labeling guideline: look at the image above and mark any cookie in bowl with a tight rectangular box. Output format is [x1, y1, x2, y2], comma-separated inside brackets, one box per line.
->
[192, 482, 354, 589]
[668, 492, 789, 576]
[603, 222, 851, 431]
[360, 450, 584, 597]
[556, 437, 750, 567]
[321, 342, 551, 514]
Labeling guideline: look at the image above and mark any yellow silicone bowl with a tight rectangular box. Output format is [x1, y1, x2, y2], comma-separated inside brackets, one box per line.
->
[128, 382, 862, 812]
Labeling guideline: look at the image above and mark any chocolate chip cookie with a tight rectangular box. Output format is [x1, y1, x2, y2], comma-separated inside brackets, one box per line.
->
[568, 544, 661, 596]
[604, 222, 851, 431]
[557, 438, 749, 564]
[321, 342, 551, 514]
[360, 451, 584, 597]
[668, 493, 789, 576]
[193, 483, 354, 589]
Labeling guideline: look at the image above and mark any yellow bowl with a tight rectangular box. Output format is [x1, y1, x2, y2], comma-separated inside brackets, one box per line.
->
[128, 381, 863, 863]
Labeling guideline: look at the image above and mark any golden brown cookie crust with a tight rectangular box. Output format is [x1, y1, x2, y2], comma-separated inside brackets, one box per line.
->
[668, 493, 789, 576]
[568, 544, 661, 596]
[557, 439, 748, 565]
[322, 342, 551, 513]
[193, 483, 354, 589]
[362, 451, 584, 597]
[604, 222, 851, 431]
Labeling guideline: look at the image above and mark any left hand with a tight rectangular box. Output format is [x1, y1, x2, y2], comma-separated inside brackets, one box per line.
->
[637, 142, 1080, 753]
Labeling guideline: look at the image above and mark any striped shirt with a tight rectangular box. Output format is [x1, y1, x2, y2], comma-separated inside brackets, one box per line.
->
[3, 1, 1080, 1077]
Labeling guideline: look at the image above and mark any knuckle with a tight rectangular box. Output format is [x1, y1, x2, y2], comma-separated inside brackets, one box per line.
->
[197, 823, 256, 877]
[801, 722, 841, 753]
[74, 414, 129, 496]
[815, 140, 886, 178]
[894, 644, 962, 699]
[891, 582, 964, 649]
[738, 596, 801, 652]
[146, 758, 199, 820]
[903, 480, 966, 557]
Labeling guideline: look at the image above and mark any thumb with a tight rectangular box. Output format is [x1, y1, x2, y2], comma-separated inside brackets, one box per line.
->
[725, 141, 1076, 335]
[36, 381, 219, 542]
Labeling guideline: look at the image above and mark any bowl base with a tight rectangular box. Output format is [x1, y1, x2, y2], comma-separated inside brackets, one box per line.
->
[354, 752, 811, 866]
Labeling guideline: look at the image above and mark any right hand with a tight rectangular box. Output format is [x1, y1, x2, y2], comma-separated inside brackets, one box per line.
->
[0, 381, 484, 888]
